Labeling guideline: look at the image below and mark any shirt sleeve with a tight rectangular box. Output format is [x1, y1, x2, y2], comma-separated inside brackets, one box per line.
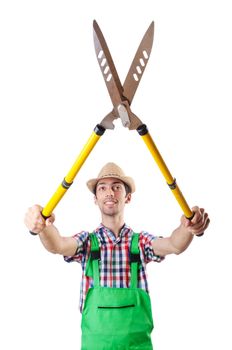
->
[139, 231, 165, 264]
[64, 231, 89, 263]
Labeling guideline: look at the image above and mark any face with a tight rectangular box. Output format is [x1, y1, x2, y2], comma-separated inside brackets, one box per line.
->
[94, 178, 131, 217]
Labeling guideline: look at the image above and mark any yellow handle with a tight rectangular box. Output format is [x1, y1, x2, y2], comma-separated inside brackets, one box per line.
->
[138, 125, 193, 219]
[42, 125, 105, 218]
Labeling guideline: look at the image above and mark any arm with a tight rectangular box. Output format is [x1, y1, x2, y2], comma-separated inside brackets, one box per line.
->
[24, 205, 78, 256]
[152, 206, 210, 257]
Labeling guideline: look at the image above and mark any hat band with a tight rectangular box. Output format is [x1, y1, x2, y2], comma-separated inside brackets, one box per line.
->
[100, 173, 122, 178]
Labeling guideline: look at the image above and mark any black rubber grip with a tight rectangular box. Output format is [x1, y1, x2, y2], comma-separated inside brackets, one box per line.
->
[29, 230, 38, 236]
[137, 124, 148, 136]
[62, 178, 73, 189]
[94, 124, 106, 136]
[196, 232, 204, 237]
[167, 179, 177, 190]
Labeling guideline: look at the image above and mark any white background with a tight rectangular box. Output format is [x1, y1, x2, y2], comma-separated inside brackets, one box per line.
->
[0, 0, 231, 349]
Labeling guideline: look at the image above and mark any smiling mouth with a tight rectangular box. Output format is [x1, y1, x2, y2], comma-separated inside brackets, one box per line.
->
[104, 201, 117, 205]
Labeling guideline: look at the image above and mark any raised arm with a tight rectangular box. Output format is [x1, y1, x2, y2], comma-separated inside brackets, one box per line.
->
[152, 206, 210, 257]
[24, 205, 77, 256]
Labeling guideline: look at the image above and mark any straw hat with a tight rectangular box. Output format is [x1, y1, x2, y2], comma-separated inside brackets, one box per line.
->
[86, 162, 135, 193]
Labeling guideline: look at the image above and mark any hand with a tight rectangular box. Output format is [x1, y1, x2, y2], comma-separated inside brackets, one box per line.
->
[181, 206, 210, 236]
[24, 204, 55, 234]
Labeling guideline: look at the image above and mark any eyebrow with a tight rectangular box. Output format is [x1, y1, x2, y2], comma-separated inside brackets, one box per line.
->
[97, 181, 123, 186]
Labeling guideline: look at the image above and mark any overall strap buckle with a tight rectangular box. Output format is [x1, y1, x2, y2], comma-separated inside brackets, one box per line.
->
[130, 252, 141, 264]
[90, 233, 101, 259]
[91, 250, 101, 260]
[130, 233, 141, 263]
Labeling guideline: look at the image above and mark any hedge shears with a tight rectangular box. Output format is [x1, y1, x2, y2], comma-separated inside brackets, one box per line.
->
[30, 20, 203, 236]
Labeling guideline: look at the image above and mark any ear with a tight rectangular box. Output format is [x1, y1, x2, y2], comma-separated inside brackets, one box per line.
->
[94, 195, 98, 205]
[125, 193, 132, 204]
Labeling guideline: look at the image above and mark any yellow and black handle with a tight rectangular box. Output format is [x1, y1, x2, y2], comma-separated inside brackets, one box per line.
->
[30, 124, 105, 235]
[137, 124, 203, 236]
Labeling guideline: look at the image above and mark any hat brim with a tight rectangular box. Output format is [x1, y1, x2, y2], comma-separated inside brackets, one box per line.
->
[87, 175, 135, 194]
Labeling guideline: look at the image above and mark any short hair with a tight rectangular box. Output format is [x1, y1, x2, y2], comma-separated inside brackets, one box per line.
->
[124, 183, 131, 196]
[94, 182, 131, 196]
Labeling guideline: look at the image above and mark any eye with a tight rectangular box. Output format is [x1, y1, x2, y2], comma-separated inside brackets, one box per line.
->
[97, 185, 106, 192]
[113, 184, 123, 191]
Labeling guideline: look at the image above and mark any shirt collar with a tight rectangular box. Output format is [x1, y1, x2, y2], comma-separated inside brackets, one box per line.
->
[95, 223, 132, 242]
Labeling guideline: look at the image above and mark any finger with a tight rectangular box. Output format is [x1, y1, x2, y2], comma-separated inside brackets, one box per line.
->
[25, 213, 45, 232]
[190, 214, 207, 230]
[200, 212, 209, 228]
[25, 206, 43, 225]
[191, 225, 205, 235]
[32, 204, 43, 213]
[200, 208, 205, 214]
[27, 221, 43, 234]
[202, 216, 210, 231]
[205, 218, 210, 230]
[34, 212, 45, 224]
[190, 207, 201, 225]
[191, 208, 207, 226]
[188, 218, 205, 234]
[192, 217, 210, 235]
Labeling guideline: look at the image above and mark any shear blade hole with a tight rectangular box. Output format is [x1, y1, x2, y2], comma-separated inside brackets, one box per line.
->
[133, 73, 139, 81]
[104, 66, 109, 74]
[106, 73, 112, 81]
[136, 66, 142, 74]
[98, 50, 103, 59]
[143, 50, 149, 59]
[101, 58, 106, 67]
[140, 58, 145, 67]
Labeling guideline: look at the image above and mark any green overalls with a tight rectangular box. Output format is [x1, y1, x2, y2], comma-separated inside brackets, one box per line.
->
[81, 233, 154, 350]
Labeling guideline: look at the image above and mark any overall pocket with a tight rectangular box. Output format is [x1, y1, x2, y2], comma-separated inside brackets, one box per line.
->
[82, 287, 153, 335]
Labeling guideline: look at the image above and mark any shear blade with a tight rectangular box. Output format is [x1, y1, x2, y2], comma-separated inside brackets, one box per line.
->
[123, 21, 154, 105]
[93, 20, 125, 109]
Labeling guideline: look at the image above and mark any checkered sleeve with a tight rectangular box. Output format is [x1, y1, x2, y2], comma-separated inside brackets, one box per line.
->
[139, 231, 165, 263]
[64, 231, 89, 263]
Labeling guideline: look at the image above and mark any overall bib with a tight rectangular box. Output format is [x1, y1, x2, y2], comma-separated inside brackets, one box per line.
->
[81, 233, 154, 350]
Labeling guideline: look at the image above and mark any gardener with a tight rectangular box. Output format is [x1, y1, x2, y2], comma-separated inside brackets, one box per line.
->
[24, 162, 210, 350]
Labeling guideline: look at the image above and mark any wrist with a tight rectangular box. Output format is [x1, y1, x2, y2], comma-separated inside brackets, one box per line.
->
[180, 224, 194, 236]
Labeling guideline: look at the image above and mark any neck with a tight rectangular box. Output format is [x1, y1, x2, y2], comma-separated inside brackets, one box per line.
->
[101, 214, 125, 238]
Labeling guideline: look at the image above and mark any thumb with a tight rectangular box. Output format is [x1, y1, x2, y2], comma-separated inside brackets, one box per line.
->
[45, 213, 55, 226]
[181, 215, 191, 227]
[45, 218, 53, 226]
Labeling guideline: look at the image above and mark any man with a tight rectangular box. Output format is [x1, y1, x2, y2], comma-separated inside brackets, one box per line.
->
[24, 162, 210, 350]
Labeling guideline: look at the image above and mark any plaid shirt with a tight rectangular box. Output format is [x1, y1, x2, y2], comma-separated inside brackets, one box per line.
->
[64, 224, 164, 313]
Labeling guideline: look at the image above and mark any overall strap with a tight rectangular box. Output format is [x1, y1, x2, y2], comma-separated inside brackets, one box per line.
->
[89, 233, 100, 287]
[88, 233, 140, 289]
[130, 233, 141, 288]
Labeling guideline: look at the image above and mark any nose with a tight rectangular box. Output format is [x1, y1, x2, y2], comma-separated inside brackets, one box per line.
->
[105, 186, 114, 197]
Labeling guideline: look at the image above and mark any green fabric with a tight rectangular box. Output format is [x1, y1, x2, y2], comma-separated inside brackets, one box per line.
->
[90, 234, 100, 287]
[130, 233, 140, 289]
[81, 233, 154, 350]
